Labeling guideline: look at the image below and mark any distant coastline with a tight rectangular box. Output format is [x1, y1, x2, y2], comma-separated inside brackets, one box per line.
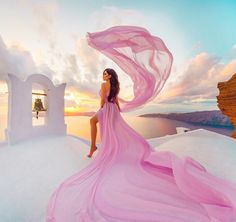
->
[139, 110, 234, 128]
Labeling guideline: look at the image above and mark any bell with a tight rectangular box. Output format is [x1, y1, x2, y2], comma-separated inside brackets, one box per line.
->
[33, 98, 45, 119]
[33, 98, 45, 111]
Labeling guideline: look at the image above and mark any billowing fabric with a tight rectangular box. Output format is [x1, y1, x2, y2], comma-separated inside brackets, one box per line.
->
[87, 25, 173, 112]
[46, 26, 236, 222]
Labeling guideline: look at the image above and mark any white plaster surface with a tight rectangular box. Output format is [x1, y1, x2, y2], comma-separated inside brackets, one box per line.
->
[0, 129, 236, 222]
[5, 73, 67, 145]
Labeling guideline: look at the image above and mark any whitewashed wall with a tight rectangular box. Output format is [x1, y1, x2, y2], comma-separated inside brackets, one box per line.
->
[5, 73, 67, 145]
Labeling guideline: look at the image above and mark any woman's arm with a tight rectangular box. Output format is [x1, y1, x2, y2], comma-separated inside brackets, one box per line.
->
[100, 83, 106, 108]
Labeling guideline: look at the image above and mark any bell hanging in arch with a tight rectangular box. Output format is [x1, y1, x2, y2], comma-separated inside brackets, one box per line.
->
[33, 98, 46, 119]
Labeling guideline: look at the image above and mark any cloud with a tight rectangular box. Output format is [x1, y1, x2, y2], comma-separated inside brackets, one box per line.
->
[229, 44, 236, 59]
[19, 0, 58, 38]
[4, 2, 234, 113]
[76, 38, 105, 81]
[88, 6, 146, 31]
[155, 52, 236, 104]
[0, 3, 186, 112]
[63, 90, 77, 108]
[59, 38, 106, 98]
[0, 35, 55, 81]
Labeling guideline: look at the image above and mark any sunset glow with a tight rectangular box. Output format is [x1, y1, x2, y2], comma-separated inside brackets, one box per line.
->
[0, 0, 235, 115]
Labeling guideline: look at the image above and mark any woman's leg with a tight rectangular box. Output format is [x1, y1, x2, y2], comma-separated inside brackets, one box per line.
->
[88, 114, 98, 157]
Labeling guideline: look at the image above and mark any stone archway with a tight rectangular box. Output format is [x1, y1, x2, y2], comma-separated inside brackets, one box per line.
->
[6, 73, 67, 145]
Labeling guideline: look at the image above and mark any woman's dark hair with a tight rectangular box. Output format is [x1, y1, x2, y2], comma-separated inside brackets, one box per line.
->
[103, 68, 120, 103]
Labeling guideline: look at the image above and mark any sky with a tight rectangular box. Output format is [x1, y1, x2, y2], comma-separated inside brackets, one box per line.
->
[0, 0, 236, 116]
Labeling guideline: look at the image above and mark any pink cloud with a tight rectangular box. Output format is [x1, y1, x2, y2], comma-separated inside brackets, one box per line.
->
[156, 52, 236, 104]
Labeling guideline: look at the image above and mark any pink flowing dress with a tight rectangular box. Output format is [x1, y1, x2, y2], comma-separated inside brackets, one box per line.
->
[46, 26, 236, 222]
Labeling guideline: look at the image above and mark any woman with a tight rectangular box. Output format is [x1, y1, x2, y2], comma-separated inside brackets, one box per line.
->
[46, 26, 236, 222]
[88, 68, 120, 158]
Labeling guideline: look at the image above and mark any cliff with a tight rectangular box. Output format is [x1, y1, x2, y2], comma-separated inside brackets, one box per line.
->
[217, 73, 236, 138]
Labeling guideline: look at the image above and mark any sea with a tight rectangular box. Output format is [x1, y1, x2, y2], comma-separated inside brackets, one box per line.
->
[0, 113, 233, 143]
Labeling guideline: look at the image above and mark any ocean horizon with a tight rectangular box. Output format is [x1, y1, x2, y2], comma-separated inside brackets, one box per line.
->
[0, 113, 233, 143]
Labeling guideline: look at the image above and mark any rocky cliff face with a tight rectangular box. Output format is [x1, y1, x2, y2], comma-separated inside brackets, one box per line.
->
[217, 73, 236, 138]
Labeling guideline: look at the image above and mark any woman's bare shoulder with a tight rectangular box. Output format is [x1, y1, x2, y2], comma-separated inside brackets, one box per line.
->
[101, 82, 110, 87]
[100, 83, 107, 91]
[101, 82, 110, 91]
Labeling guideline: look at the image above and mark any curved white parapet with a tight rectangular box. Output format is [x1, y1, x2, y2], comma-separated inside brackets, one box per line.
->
[5, 73, 67, 145]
